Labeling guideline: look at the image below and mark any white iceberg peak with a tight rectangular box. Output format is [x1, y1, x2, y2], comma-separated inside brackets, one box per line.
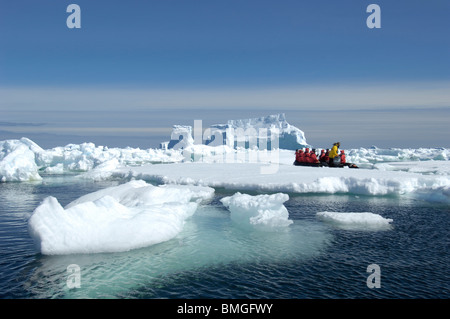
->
[0, 138, 42, 182]
[163, 113, 308, 151]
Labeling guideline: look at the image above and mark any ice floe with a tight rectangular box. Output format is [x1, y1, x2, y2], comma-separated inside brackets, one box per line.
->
[28, 180, 215, 255]
[316, 211, 393, 231]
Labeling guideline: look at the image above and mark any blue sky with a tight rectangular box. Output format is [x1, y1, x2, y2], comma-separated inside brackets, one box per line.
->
[0, 0, 449, 148]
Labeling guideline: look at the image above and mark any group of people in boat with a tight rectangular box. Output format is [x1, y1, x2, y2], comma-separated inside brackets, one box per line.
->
[294, 142, 358, 168]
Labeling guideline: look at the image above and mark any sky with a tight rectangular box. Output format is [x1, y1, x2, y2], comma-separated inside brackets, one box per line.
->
[0, 0, 449, 149]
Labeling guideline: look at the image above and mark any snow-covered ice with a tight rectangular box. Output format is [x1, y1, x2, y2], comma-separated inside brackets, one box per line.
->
[0, 138, 42, 182]
[28, 180, 215, 255]
[1, 113, 449, 188]
[2, 138, 449, 204]
[221, 192, 293, 231]
[114, 161, 450, 204]
[162, 113, 308, 151]
[316, 211, 393, 231]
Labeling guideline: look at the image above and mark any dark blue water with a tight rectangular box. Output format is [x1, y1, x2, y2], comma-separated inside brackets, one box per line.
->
[0, 175, 448, 299]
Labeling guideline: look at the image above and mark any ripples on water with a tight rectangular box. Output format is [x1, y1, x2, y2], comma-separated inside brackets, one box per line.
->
[0, 177, 448, 299]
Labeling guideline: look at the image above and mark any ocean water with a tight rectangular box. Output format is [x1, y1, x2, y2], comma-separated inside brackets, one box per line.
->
[0, 174, 448, 299]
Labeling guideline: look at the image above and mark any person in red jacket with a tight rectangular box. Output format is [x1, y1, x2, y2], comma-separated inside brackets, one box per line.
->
[310, 149, 319, 164]
[319, 149, 326, 162]
[295, 149, 303, 163]
[304, 148, 311, 163]
[300, 149, 306, 162]
[340, 150, 346, 165]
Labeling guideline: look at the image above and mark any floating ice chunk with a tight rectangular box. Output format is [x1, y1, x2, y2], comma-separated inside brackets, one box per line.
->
[221, 192, 293, 231]
[28, 180, 215, 255]
[0, 138, 42, 182]
[316, 211, 393, 230]
[43, 163, 65, 174]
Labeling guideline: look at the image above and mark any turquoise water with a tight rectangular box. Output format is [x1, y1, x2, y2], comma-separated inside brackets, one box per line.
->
[0, 175, 448, 299]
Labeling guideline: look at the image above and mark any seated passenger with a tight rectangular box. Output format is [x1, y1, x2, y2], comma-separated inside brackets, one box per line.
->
[304, 148, 311, 163]
[296, 149, 304, 163]
[340, 150, 346, 165]
[319, 149, 326, 162]
[310, 149, 319, 164]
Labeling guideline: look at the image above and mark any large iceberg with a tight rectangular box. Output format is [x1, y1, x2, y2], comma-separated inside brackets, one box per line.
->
[28, 180, 215, 255]
[0, 138, 42, 182]
[163, 113, 308, 151]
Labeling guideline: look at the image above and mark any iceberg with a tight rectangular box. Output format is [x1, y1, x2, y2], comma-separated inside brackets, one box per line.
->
[165, 125, 195, 150]
[0, 138, 42, 182]
[221, 192, 293, 231]
[28, 180, 215, 255]
[316, 211, 393, 231]
[163, 113, 308, 151]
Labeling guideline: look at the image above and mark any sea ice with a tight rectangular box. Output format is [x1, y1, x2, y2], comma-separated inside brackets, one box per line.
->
[316, 211, 393, 230]
[220, 192, 293, 231]
[1, 113, 449, 184]
[28, 180, 215, 255]
[115, 161, 450, 204]
[0, 138, 42, 182]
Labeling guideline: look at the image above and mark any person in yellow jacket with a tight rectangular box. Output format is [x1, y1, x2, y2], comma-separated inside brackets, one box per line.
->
[328, 142, 340, 166]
